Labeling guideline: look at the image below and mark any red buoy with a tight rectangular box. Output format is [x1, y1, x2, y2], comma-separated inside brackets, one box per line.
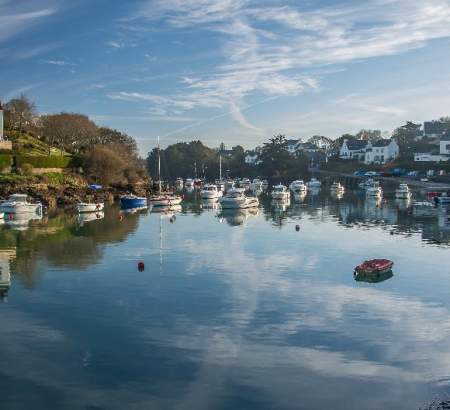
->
[138, 261, 145, 272]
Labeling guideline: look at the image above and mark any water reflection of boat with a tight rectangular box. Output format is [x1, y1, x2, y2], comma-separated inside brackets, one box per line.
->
[200, 199, 219, 210]
[271, 198, 291, 211]
[0, 249, 13, 301]
[5, 212, 43, 231]
[293, 192, 306, 203]
[77, 211, 104, 225]
[412, 201, 438, 217]
[218, 208, 258, 226]
[354, 270, 394, 283]
[0, 194, 43, 215]
[151, 204, 182, 214]
[395, 197, 411, 211]
[120, 205, 149, 214]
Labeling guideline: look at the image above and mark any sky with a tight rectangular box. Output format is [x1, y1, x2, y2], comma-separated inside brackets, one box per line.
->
[2, 0, 450, 154]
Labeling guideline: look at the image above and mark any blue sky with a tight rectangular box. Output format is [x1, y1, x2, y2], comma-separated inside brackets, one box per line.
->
[2, 0, 450, 154]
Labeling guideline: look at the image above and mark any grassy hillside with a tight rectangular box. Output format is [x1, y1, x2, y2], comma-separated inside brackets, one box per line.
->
[7, 131, 68, 156]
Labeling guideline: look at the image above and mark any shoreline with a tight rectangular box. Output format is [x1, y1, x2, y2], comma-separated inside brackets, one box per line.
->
[312, 169, 450, 190]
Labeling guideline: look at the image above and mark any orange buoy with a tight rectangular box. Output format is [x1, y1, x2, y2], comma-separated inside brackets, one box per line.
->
[118, 213, 124, 221]
[138, 261, 145, 272]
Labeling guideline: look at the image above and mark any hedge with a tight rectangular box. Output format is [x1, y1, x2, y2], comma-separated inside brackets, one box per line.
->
[16, 155, 72, 169]
[0, 154, 13, 169]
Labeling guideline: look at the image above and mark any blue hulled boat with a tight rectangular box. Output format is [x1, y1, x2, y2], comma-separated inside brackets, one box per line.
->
[120, 194, 147, 209]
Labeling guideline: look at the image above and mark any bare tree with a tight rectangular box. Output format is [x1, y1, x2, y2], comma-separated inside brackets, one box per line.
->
[4, 94, 36, 133]
[41, 113, 97, 154]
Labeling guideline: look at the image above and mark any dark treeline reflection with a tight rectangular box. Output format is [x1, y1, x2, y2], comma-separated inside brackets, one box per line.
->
[0, 207, 143, 288]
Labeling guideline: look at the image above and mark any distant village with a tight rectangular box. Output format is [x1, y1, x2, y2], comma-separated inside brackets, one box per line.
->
[241, 119, 450, 168]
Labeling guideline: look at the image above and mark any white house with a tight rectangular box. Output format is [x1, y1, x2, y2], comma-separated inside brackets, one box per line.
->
[339, 139, 369, 160]
[364, 139, 399, 165]
[286, 139, 301, 154]
[244, 151, 260, 165]
[440, 132, 450, 155]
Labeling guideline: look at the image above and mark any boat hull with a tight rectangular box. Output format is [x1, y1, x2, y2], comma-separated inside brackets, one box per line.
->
[120, 197, 147, 209]
[77, 203, 104, 213]
[355, 259, 393, 275]
[150, 196, 182, 207]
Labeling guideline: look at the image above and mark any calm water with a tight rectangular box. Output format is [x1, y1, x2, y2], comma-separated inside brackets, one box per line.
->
[1, 188, 450, 410]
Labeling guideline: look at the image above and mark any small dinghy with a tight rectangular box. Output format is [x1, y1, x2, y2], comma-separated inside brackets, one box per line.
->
[355, 259, 393, 275]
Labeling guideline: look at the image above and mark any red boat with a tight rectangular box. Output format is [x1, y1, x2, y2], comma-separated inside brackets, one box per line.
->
[355, 259, 394, 275]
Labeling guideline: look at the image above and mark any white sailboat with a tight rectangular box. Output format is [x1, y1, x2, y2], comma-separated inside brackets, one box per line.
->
[150, 137, 183, 207]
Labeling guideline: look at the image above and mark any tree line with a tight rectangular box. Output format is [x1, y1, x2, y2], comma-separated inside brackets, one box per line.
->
[2, 94, 147, 186]
[146, 135, 309, 182]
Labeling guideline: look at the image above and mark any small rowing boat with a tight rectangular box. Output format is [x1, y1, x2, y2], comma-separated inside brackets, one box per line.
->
[355, 259, 393, 275]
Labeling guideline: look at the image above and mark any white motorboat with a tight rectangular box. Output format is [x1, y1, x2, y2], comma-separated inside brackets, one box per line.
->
[219, 189, 259, 209]
[395, 184, 412, 199]
[175, 178, 184, 189]
[330, 182, 345, 193]
[289, 180, 307, 193]
[366, 181, 383, 198]
[200, 184, 223, 199]
[201, 199, 220, 210]
[272, 184, 290, 200]
[306, 178, 321, 188]
[185, 178, 194, 189]
[0, 194, 43, 214]
[77, 202, 104, 213]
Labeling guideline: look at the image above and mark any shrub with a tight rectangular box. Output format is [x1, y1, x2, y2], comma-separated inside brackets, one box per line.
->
[0, 154, 13, 169]
[20, 163, 34, 176]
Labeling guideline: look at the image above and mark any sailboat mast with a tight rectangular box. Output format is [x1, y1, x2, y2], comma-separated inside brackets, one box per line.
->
[219, 154, 222, 180]
[157, 136, 161, 194]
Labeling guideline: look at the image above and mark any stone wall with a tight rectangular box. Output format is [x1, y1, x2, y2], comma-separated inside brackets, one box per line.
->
[31, 167, 64, 175]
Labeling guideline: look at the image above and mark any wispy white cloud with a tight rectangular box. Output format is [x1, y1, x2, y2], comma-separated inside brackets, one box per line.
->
[118, 0, 450, 135]
[0, 2, 56, 42]
[42, 59, 76, 67]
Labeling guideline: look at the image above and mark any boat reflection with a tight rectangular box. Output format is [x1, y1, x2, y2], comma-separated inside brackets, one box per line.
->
[354, 269, 394, 283]
[271, 198, 291, 212]
[0, 249, 13, 301]
[200, 199, 219, 210]
[218, 207, 259, 226]
[293, 192, 306, 203]
[77, 211, 104, 226]
[4, 211, 43, 231]
[120, 205, 149, 215]
[151, 204, 182, 215]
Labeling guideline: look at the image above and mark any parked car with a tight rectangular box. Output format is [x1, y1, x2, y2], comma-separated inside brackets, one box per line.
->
[407, 171, 419, 178]
[392, 168, 406, 176]
[439, 170, 447, 176]
[353, 170, 366, 177]
[427, 170, 435, 177]
[364, 171, 379, 177]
